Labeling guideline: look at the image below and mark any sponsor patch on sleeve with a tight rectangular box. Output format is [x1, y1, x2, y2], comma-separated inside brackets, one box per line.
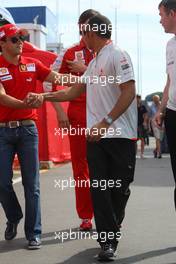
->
[0, 68, 9, 75]
[0, 75, 12, 81]
[121, 63, 130, 70]
[120, 56, 131, 71]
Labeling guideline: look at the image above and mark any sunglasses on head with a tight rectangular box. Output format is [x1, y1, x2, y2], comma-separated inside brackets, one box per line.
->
[9, 35, 27, 44]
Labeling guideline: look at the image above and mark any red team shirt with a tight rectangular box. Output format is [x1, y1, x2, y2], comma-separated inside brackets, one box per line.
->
[58, 39, 93, 104]
[0, 56, 51, 122]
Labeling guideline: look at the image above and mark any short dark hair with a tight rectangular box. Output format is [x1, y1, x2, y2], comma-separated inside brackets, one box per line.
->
[159, 0, 176, 13]
[78, 9, 100, 24]
[85, 14, 112, 39]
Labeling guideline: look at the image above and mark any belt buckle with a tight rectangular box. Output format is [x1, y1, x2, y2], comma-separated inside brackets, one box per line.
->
[8, 121, 20, 128]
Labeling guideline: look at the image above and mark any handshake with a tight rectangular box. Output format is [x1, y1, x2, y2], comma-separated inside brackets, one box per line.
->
[24, 92, 44, 108]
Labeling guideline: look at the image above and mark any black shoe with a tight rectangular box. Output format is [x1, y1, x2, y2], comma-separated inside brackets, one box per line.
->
[98, 243, 117, 261]
[5, 221, 19, 240]
[28, 238, 41, 250]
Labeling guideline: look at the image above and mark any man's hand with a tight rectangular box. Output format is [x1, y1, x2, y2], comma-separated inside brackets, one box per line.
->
[56, 110, 70, 129]
[66, 60, 87, 73]
[24, 92, 44, 108]
[86, 121, 109, 142]
[154, 111, 164, 128]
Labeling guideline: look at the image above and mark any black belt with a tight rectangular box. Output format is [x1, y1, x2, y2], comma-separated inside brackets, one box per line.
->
[0, 120, 35, 128]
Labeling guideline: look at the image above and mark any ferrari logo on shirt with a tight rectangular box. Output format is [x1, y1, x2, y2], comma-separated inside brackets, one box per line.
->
[19, 64, 27, 72]
[0, 67, 9, 75]
[74, 51, 84, 62]
[19, 63, 36, 72]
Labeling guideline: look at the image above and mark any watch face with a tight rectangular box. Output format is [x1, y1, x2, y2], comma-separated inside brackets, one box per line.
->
[106, 116, 113, 125]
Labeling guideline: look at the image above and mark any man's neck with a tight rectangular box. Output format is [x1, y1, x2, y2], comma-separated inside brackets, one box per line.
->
[95, 39, 111, 54]
[2, 52, 20, 65]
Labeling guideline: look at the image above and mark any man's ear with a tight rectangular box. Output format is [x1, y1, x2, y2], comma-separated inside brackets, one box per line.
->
[170, 9, 176, 18]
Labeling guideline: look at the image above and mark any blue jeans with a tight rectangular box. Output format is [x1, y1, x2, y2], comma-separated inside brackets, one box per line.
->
[0, 124, 41, 240]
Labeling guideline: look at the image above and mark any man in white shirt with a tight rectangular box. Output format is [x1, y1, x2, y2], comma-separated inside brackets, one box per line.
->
[26, 13, 137, 261]
[156, 0, 176, 210]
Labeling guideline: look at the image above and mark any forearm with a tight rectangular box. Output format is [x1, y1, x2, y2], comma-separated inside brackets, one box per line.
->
[43, 84, 85, 102]
[160, 81, 169, 114]
[106, 81, 135, 121]
[46, 71, 81, 87]
[143, 113, 148, 124]
[157, 74, 170, 115]
[0, 94, 26, 109]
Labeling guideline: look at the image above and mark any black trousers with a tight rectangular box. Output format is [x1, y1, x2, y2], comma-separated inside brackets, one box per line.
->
[87, 138, 136, 245]
[165, 108, 176, 209]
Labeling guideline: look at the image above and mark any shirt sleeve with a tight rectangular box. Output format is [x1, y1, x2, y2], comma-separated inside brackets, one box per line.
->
[59, 50, 71, 74]
[51, 49, 66, 73]
[35, 60, 51, 82]
[113, 48, 135, 84]
[166, 43, 169, 74]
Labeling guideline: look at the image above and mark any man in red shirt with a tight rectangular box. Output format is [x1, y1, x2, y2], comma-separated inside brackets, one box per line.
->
[0, 23, 64, 249]
[52, 9, 99, 230]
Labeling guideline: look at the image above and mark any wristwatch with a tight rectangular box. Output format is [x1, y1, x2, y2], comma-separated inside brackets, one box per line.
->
[103, 115, 113, 125]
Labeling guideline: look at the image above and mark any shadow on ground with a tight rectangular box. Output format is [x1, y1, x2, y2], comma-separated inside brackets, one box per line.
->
[56, 247, 176, 264]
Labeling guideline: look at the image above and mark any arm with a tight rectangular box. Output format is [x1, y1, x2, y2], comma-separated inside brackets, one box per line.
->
[66, 60, 87, 73]
[87, 80, 136, 142]
[104, 80, 135, 122]
[43, 83, 86, 102]
[51, 54, 87, 128]
[160, 74, 170, 114]
[0, 83, 27, 109]
[26, 82, 86, 106]
[155, 75, 170, 126]
[51, 54, 71, 128]
[45, 71, 81, 87]
[52, 102, 70, 129]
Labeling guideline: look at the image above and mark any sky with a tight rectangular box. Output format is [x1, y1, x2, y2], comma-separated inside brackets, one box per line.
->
[0, 0, 173, 99]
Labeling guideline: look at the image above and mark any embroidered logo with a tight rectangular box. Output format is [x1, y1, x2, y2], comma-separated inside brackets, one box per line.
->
[19, 64, 27, 72]
[0, 68, 9, 75]
[0, 75, 12, 81]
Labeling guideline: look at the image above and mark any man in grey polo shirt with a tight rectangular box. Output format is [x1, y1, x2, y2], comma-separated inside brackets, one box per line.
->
[26, 13, 137, 261]
[156, 0, 176, 212]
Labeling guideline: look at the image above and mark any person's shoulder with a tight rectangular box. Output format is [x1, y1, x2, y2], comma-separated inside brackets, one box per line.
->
[112, 45, 130, 59]
[112, 44, 127, 53]
[167, 36, 176, 47]
[60, 42, 83, 61]
[65, 42, 83, 53]
[21, 56, 42, 64]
